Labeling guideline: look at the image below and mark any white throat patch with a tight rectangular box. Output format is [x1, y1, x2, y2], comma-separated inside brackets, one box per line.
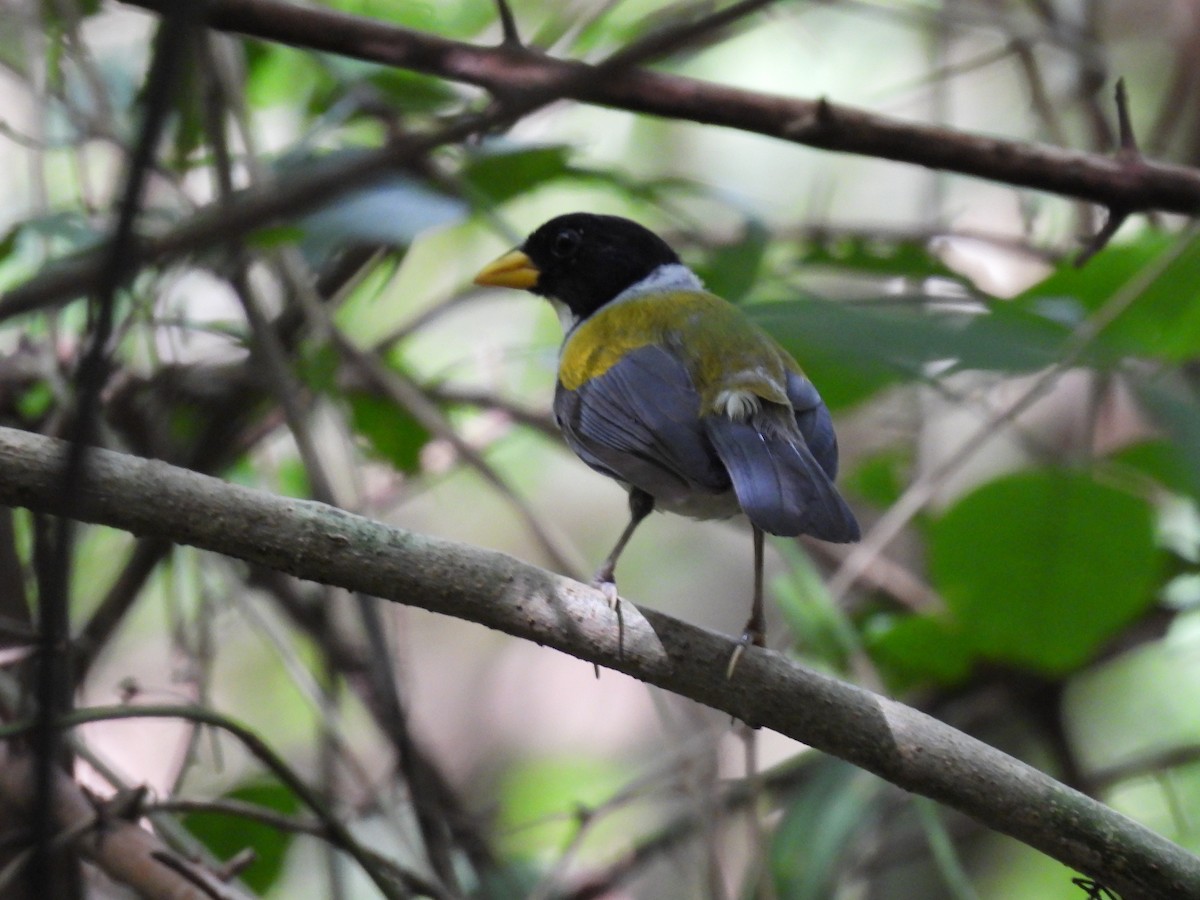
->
[548, 298, 578, 335]
[551, 263, 704, 339]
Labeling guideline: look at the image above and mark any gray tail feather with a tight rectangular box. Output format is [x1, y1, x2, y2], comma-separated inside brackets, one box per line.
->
[704, 416, 860, 542]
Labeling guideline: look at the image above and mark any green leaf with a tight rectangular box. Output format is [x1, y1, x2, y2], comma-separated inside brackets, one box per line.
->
[496, 756, 625, 859]
[929, 470, 1161, 675]
[750, 297, 1070, 409]
[299, 173, 466, 260]
[1132, 382, 1200, 500]
[1019, 232, 1175, 313]
[0, 224, 21, 265]
[693, 221, 768, 304]
[246, 224, 305, 251]
[276, 458, 311, 498]
[773, 543, 858, 673]
[1111, 438, 1198, 499]
[845, 447, 910, 508]
[16, 382, 52, 420]
[950, 301, 1075, 371]
[771, 758, 881, 900]
[183, 780, 301, 893]
[460, 145, 574, 205]
[20, 211, 104, 253]
[367, 69, 459, 113]
[347, 392, 431, 473]
[40, 0, 101, 26]
[751, 300, 901, 408]
[865, 612, 974, 690]
[470, 861, 542, 900]
[317, 0, 491, 36]
[1016, 231, 1200, 361]
[245, 43, 323, 108]
[793, 233, 961, 281]
[296, 343, 341, 394]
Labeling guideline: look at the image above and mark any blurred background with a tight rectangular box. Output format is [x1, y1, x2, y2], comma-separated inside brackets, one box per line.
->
[0, 0, 1198, 897]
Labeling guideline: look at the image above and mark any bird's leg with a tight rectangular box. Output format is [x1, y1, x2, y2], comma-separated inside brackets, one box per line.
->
[592, 488, 654, 609]
[727, 526, 766, 678]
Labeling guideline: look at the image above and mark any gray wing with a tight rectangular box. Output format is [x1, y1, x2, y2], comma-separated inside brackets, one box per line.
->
[555, 344, 859, 542]
[788, 370, 840, 480]
[554, 345, 729, 504]
[703, 372, 859, 542]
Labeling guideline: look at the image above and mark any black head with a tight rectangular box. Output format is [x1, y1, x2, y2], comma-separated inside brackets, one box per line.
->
[475, 213, 681, 320]
[522, 214, 681, 316]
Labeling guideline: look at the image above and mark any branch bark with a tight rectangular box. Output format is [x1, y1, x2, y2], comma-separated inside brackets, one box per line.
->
[0, 426, 1194, 899]
[123, 0, 1200, 213]
[0, 743, 247, 900]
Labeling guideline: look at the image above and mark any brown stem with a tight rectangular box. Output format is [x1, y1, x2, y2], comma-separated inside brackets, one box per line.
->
[120, 0, 1200, 214]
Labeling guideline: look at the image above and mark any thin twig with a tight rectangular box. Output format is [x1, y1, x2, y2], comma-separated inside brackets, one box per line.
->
[0, 742, 245, 900]
[491, 0, 521, 47]
[1076, 78, 1141, 266]
[6, 0, 1200, 324]
[31, 7, 202, 895]
[1, 704, 440, 900]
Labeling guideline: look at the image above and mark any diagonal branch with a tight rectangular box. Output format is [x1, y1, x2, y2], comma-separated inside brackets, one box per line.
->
[121, 0, 1200, 214]
[0, 0, 783, 325]
[0, 425, 1194, 899]
[0, 142, 427, 321]
[10, 0, 1198, 324]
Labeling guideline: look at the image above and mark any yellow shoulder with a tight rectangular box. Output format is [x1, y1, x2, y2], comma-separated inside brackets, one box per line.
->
[558, 291, 709, 391]
[557, 290, 799, 399]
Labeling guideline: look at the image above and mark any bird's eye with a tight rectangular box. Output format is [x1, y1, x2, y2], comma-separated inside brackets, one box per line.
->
[552, 228, 582, 259]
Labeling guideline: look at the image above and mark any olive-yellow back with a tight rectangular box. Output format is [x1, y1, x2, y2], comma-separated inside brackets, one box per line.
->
[558, 290, 800, 414]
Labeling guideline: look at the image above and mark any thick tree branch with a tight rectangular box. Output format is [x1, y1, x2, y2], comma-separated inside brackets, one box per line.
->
[123, 0, 1200, 214]
[0, 426, 1194, 898]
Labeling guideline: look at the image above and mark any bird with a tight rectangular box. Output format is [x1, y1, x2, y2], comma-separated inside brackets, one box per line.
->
[473, 213, 859, 669]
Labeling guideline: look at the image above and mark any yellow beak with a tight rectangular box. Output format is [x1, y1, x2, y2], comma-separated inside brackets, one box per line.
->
[473, 249, 540, 290]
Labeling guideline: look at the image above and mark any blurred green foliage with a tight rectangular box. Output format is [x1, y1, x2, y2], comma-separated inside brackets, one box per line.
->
[770, 759, 883, 900]
[347, 391, 431, 473]
[4, 0, 1200, 897]
[183, 780, 302, 893]
[495, 756, 630, 860]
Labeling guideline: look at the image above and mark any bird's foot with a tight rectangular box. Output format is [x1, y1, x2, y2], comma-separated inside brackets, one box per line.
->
[591, 568, 620, 610]
[590, 573, 626, 663]
[725, 624, 765, 679]
[598, 581, 620, 610]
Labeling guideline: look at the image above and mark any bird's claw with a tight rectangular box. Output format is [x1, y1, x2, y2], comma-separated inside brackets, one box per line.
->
[725, 643, 746, 679]
[725, 626, 764, 679]
[593, 577, 620, 611]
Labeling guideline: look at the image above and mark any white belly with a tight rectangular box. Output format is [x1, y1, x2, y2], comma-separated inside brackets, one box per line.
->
[649, 486, 741, 522]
